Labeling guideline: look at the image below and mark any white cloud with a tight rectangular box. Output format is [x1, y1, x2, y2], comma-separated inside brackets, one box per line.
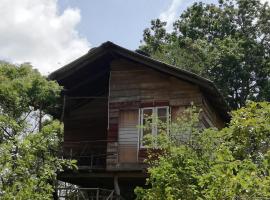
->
[0, 0, 90, 74]
[261, 0, 270, 4]
[159, 0, 184, 32]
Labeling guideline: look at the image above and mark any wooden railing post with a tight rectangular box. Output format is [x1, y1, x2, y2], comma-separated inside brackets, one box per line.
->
[90, 154, 93, 169]
[96, 188, 99, 200]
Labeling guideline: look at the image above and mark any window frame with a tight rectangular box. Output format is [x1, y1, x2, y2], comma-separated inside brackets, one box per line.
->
[139, 106, 170, 148]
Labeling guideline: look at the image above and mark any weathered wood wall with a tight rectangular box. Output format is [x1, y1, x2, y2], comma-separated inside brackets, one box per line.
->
[107, 58, 225, 169]
[64, 98, 108, 141]
[118, 110, 139, 163]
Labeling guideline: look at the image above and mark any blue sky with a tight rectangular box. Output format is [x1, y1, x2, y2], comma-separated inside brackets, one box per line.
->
[58, 0, 169, 49]
[0, 0, 220, 74]
[58, 0, 218, 49]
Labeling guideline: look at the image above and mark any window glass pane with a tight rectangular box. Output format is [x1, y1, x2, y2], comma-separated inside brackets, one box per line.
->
[143, 109, 153, 128]
[157, 107, 168, 135]
[144, 109, 153, 117]
[158, 108, 167, 117]
[142, 109, 153, 147]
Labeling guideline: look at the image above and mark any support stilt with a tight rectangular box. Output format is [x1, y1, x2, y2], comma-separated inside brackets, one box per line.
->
[114, 175, 120, 198]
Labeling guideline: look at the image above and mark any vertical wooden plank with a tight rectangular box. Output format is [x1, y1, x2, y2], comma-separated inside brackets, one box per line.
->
[118, 110, 139, 163]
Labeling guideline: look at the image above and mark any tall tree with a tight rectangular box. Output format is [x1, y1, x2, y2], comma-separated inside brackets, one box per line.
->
[141, 0, 270, 109]
[0, 62, 75, 199]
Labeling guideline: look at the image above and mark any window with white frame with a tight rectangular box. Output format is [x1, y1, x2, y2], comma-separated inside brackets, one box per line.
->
[140, 106, 170, 148]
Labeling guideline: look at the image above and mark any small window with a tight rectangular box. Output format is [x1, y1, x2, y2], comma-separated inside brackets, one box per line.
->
[140, 106, 169, 148]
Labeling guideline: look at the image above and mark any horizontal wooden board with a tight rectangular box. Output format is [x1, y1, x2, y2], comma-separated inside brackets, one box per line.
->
[109, 59, 201, 104]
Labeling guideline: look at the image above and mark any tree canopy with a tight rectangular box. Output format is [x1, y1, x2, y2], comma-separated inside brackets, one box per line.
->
[140, 0, 270, 109]
[0, 62, 75, 199]
[135, 102, 270, 199]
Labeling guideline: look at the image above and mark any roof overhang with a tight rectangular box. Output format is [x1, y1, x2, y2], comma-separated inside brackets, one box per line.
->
[49, 41, 230, 122]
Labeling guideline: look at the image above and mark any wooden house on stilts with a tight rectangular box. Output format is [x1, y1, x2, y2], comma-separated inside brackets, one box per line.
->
[49, 41, 230, 199]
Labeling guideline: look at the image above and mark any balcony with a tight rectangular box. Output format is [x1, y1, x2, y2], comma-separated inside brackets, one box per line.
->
[62, 140, 116, 170]
[61, 140, 145, 171]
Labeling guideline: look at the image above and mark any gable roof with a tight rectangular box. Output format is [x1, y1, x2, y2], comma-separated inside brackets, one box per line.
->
[49, 41, 230, 121]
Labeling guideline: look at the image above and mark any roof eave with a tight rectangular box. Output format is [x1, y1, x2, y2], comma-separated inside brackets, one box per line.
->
[49, 41, 230, 121]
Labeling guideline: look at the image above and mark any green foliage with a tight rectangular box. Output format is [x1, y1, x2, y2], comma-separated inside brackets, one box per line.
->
[135, 102, 270, 200]
[0, 62, 61, 121]
[0, 62, 76, 199]
[140, 0, 270, 109]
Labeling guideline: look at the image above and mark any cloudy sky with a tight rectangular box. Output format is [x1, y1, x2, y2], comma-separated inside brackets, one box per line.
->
[0, 0, 268, 74]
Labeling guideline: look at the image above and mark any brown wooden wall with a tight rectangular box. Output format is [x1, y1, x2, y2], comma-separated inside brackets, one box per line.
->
[64, 98, 108, 141]
[109, 59, 202, 104]
[106, 58, 224, 169]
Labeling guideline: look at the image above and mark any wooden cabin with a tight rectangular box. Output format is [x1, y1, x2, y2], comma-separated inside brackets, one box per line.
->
[49, 41, 229, 199]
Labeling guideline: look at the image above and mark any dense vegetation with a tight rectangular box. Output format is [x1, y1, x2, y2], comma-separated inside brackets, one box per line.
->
[135, 102, 270, 199]
[0, 62, 76, 199]
[138, 1, 270, 197]
[140, 0, 270, 109]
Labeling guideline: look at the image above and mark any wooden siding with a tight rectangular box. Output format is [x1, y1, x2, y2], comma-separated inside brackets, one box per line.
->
[119, 110, 139, 146]
[118, 110, 139, 164]
[64, 98, 108, 141]
[109, 59, 202, 105]
[107, 58, 206, 168]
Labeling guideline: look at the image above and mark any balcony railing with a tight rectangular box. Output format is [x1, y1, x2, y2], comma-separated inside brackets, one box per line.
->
[57, 186, 114, 200]
[61, 140, 118, 170]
